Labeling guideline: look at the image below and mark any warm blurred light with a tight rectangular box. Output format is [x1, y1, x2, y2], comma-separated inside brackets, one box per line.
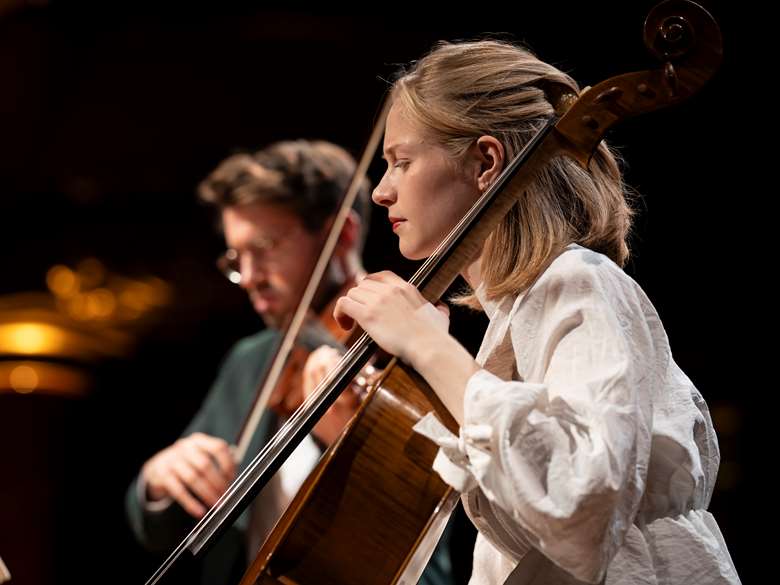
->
[9, 364, 39, 393]
[0, 322, 67, 355]
[41, 259, 174, 325]
[76, 258, 106, 288]
[2, 260, 171, 366]
[119, 286, 147, 313]
[0, 361, 90, 398]
[144, 277, 173, 306]
[64, 294, 88, 320]
[85, 288, 116, 319]
[117, 279, 172, 315]
[46, 265, 79, 298]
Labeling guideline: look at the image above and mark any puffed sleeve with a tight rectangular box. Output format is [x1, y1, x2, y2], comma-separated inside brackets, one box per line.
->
[415, 255, 658, 583]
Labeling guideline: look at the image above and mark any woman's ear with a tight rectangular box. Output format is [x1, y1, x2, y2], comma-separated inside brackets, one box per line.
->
[474, 135, 505, 191]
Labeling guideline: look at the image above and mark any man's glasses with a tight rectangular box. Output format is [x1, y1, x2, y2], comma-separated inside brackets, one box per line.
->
[216, 233, 287, 284]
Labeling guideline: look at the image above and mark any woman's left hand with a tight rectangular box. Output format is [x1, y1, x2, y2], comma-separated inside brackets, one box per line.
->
[334, 271, 450, 364]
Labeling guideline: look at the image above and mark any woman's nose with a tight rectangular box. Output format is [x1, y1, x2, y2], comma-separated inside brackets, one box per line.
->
[372, 173, 396, 207]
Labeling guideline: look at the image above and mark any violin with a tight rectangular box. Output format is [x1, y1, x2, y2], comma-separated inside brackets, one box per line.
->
[261, 285, 355, 422]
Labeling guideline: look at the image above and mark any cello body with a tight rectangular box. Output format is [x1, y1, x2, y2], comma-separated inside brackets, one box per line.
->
[240, 361, 459, 585]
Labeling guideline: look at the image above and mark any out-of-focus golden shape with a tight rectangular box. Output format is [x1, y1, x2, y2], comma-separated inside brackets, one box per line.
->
[0, 315, 128, 360]
[1, 361, 90, 397]
[76, 258, 106, 289]
[0, 322, 68, 355]
[1, 258, 174, 396]
[46, 265, 79, 298]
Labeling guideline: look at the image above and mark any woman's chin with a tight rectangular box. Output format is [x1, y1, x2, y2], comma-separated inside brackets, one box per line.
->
[399, 240, 433, 261]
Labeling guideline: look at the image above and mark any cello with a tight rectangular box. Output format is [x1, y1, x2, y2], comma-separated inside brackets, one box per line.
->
[145, 2, 723, 583]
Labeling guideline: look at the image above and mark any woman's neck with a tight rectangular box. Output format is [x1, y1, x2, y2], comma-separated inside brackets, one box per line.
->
[461, 254, 483, 290]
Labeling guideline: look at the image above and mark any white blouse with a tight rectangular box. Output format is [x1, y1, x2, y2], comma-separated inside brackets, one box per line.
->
[415, 244, 740, 585]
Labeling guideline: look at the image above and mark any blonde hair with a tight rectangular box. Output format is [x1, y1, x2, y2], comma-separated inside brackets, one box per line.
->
[392, 40, 634, 306]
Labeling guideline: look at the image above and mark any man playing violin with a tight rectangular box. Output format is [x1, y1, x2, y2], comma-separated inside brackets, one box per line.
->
[125, 140, 455, 585]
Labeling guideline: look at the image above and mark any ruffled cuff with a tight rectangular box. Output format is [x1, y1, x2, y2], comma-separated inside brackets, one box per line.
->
[413, 369, 545, 499]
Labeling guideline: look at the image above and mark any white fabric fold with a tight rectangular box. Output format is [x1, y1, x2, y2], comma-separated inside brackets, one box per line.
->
[413, 244, 740, 585]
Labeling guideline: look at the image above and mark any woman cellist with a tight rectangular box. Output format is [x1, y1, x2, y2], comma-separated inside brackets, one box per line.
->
[314, 38, 741, 584]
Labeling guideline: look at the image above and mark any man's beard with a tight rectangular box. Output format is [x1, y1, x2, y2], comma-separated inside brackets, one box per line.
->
[253, 272, 341, 332]
[259, 310, 284, 330]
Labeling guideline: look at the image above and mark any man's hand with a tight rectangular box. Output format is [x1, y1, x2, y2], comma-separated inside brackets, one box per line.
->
[302, 346, 363, 446]
[141, 432, 236, 518]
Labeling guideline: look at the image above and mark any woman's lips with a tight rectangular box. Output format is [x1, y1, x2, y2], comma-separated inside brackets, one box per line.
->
[389, 217, 406, 231]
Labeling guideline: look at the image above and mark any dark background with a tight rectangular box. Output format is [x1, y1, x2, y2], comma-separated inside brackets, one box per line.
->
[0, 1, 753, 583]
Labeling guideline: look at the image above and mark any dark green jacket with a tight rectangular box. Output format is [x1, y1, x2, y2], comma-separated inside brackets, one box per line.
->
[126, 329, 455, 585]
